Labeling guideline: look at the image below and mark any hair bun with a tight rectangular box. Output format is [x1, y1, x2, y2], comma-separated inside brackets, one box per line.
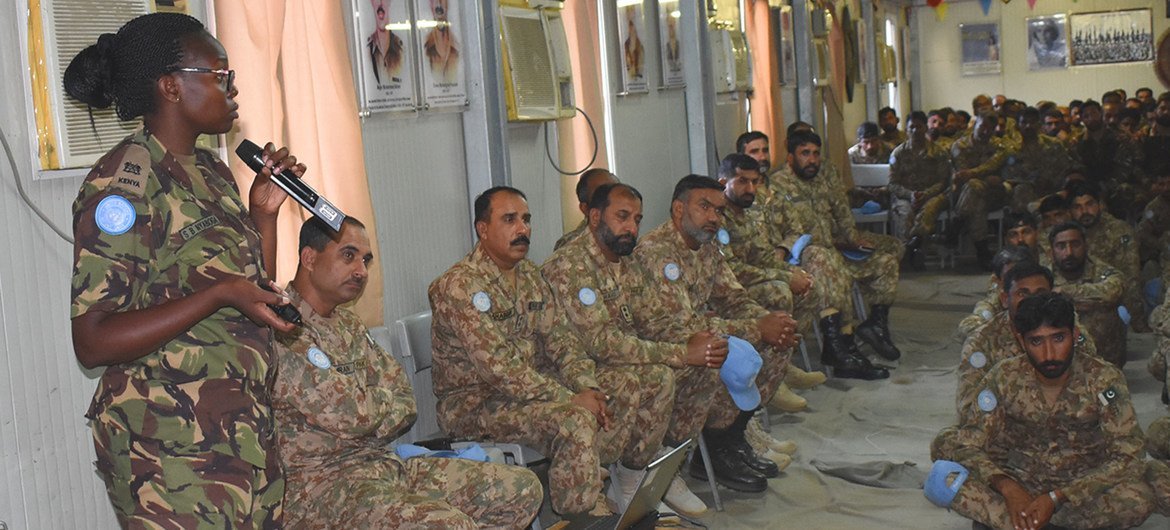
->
[63, 32, 117, 109]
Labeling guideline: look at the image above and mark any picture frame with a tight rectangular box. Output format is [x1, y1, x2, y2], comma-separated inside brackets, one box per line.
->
[959, 23, 1001, 76]
[1069, 9, 1153, 66]
[354, 0, 419, 114]
[616, 0, 650, 94]
[658, 0, 685, 88]
[1026, 14, 1068, 70]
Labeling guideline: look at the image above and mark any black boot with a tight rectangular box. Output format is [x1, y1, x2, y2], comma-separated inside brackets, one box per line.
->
[973, 239, 994, 271]
[820, 312, 890, 380]
[690, 428, 769, 492]
[944, 218, 963, 248]
[723, 411, 780, 478]
[903, 235, 926, 271]
[855, 305, 901, 361]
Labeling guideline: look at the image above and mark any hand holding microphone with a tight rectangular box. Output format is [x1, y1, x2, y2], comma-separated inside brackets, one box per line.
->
[236, 139, 347, 231]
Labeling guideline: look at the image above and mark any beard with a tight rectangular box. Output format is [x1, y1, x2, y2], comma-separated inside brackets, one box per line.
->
[1157, 115, 1170, 127]
[730, 192, 755, 209]
[794, 162, 819, 180]
[1028, 349, 1074, 379]
[1077, 213, 1098, 227]
[598, 221, 637, 256]
[682, 219, 716, 244]
[1057, 255, 1085, 275]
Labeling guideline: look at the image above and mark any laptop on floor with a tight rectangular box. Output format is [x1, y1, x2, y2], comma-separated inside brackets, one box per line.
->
[565, 439, 693, 530]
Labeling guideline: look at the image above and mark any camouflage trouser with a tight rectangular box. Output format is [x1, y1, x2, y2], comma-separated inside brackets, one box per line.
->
[801, 242, 900, 326]
[1124, 277, 1149, 331]
[1006, 182, 1037, 214]
[955, 178, 1007, 242]
[1146, 417, 1170, 460]
[1145, 458, 1170, 516]
[598, 363, 674, 469]
[286, 457, 542, 529]
[910, 194, 950, 239]
[439, 395, 609, 515]
[745, 280, 794, 314]
[706, 345, 791, 430]
[930, 425, 960, 463]
[951, 474, 1153, 529]
[91, 412, 283, 529]
[745, 275, 833, 339]
[1081, 308, 1127, 367]
[665, 366, 721, 445]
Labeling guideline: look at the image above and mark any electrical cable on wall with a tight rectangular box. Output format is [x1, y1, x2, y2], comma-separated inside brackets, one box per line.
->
[543, 105, 599, 176]
[0, 125, 73, 244]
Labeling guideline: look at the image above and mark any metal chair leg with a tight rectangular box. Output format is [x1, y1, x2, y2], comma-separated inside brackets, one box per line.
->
[697, 434, 724, 512]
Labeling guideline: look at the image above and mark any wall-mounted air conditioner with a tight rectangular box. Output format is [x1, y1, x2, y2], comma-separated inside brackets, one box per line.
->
[499, 2, 575, 122]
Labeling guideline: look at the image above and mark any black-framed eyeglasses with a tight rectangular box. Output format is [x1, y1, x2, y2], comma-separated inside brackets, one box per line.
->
[168, 67, 235, 91]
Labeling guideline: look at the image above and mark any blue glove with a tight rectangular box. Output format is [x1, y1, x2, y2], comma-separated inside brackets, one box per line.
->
[924, 460, 969, 508]
[787, 234, 813, 265]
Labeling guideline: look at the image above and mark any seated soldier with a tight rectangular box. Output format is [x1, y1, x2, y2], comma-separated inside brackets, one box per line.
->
[541, 182, 718, 516]
[736, 130, 773, 174]
[948, 112, 1010, 270]
[933, 262, 1100, 462]
[1001, 107, 1079, 213]
[889, 110, 951, 268]
[878, 106, 908, 151]
[848, 121, 892, 165]
[1035, 193, 1070, 259]
[634, 175, 800, 493]
[429, 187, 638, 517]
[273, 217, 542, 529]
[1050, 221, 1127, 367]
[1136, 173, 1170, 276]
[941, 293, 1153, 530]
[555, 168, 618, 250]
[1067, 181, 1146, 333]
[957, 246, 1034, 339]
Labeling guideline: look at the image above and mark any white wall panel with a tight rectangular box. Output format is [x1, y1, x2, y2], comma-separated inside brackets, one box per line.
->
[609, 90, 692, 232]
[917, 0, 1167, 113]
[361, 112, 473, 323]
[506, 123, 563, 264]
[1, 2, 116, 527]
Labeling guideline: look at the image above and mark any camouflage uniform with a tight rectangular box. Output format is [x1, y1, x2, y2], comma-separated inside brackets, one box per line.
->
[950, 135, 1010, 241]
[847, 143, 891, 165]
[1142, 124, 1170, 182]
[1000, 135, 1078, 213]
[554, 219, 588, 251]
[888, 140, 950, 240]
[429, 244, 626, 515]
[1137, 194, 1170, 268]
[950, 354, 1153, 529]
[72, 129, 283, 528]
[1084, 213, 1144, 331]
[541, 233, 676, 466]
[880, 129, 908, 152]
[1075, 129, 1146, 220]
[932, 310, 1101, 461]
[1054, 257, 1127, 367]
[273, 285, 542, 529]
[633, 221, 786, 433]
[767, 164, 902, 326]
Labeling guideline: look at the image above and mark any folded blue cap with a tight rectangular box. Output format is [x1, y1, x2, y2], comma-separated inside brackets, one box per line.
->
[857, 200, 882, 214]
[787, 234, 813, 265]
[720, 335, 763, 411]
[924, 460, 969, 508]
[1118, 305, 1132, 326]
[841, 248, 874, 261]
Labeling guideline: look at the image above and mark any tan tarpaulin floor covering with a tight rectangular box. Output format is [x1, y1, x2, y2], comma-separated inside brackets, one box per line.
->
[682, 270, 1170, 529]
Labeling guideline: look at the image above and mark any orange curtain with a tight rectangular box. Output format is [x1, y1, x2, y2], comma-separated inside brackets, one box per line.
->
[745, 0, 785, 166]
[215, 0, 385, 326]
[825, 2, 851, 187]
[558, 0, 611, 231]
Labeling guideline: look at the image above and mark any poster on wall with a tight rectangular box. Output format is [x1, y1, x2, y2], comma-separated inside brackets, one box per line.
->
[776, 5, 796, 85]
[356, 0, 417, 113]
[415, 0, 467, 109]
[1069, 9, 1153, 66]
[616, 1, 649, 93]
[959, 23, 1001, 76]
[1026, 14, 1068, 70]
[658, 0, 684, 88]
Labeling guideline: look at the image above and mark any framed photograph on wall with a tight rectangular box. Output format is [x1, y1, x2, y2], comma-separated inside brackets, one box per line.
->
[1069, 9, 1153, 66]
[1026, 14, 1068, 70]
[415, 0, 468, 109]
[813, 39, 831, 86]
[959, 23, 1001, 76]
[773, 5, 796, 85]
[616, 1, 650, 93]
[658, 0, 684, 88]
[355, 0, 418, 113]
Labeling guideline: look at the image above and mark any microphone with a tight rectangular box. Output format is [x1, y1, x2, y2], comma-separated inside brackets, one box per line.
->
[235, 139, 346, 232]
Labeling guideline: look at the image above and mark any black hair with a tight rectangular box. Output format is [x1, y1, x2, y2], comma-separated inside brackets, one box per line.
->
[1101, 91, 1122, 104]
[671, 174, 723, 204]
[1048, 221, 1085, 245]
[786, 121, 814, 137]
[1018, 106, 1041, 123]
[976, 111, 999, 126]
[589, 183, 643, 212]
[1013, 292, 1075, 335]
[474, 186, 527, 224]
[1069, 99, 1084, 110]
[1004, 211, 1038, 231]
[955, 110, 971, 122]
[1064, 180, 1101, 202]
[718, 153, 761, 181]
[1001, 260, 1053, 293]
[878, 107, 897, 120]
[908, 110, 927, 123]
[787, 130, 822, 154]
[575, 168, 616, 204]
[856, 121, 881, 140]
[64, 13, 207, 121]
[1037, 193, 1068, 214]
[299, 217, 366, 252]
[1158, 92, 1170, 105]
[736, 131, 768, 154]
[1137, 87, 1154, 97]
[1118, 107, 1142, 124]
[1043, 108, 1065, 121]
[1080, 99, 1102, 113]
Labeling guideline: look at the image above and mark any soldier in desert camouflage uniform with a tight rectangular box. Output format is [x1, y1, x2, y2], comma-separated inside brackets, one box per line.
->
[1050, 222, 1128, 367]
[957, 214, 1050, 337]
[1066, 181, 1147, 333]
[768, 130, 898, 377]
[633, 175, 800, 493]
[889, 111, 951, 266]
[1136, 173, 1170, 274]
[273, 218, 542, 529]
[430, 187, 633, 516]
[847, 122, 892, 165]
[1075, 100, 1147, 222]
[1000, 107, 1079, 214]
[878, 107, 908, 152]
[542, 182, 727, 516]
[555, 168, 618, 251]
[67, 14, 301, 527]
[949, 112, 1011, 268]
[945, 293, 1153, 530]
